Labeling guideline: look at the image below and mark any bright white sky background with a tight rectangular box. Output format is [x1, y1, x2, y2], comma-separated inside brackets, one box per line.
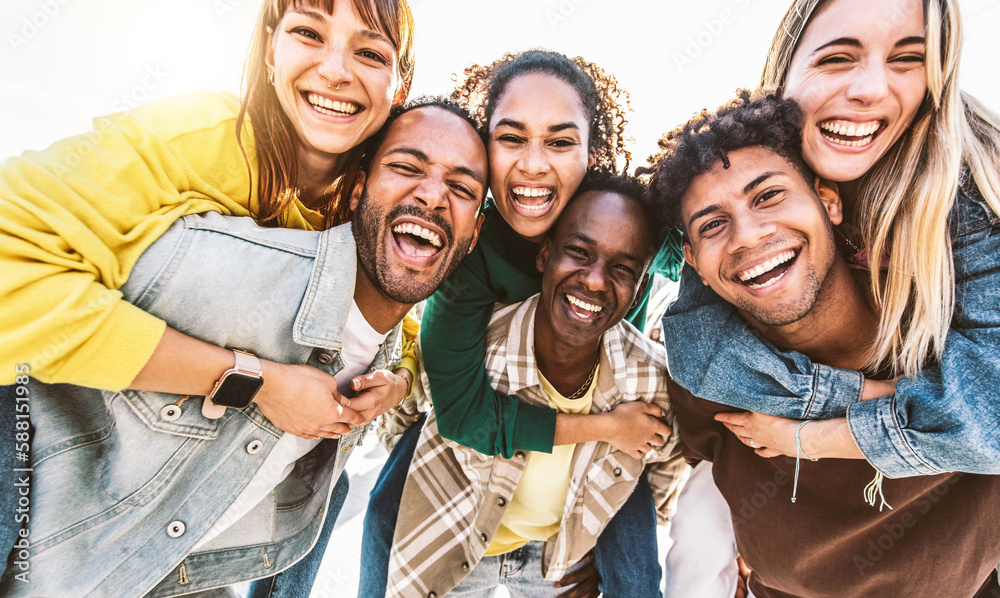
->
[2, 0, 998, 165]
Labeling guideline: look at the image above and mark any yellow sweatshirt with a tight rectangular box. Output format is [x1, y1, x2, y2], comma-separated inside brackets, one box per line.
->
[0, 90, 327, 389]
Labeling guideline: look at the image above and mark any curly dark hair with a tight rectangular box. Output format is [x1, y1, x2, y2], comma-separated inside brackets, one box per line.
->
[646, 89, 813, 234]
[450, 49, 632, 173]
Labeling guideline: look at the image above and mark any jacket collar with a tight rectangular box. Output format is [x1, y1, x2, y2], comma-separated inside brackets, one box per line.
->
[501, 294, 629, 412]
[293, 223, 358, 350]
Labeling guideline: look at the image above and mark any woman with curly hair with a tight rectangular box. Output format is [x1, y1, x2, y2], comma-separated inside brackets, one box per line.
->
[362, 49, 685, 597]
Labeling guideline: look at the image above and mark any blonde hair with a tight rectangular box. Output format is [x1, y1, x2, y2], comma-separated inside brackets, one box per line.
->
[763, 0, 1000, 376]
[238, 0, 415, 228]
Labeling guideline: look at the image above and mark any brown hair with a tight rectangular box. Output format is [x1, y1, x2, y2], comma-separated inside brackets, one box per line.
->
[237, 0, 415, 228]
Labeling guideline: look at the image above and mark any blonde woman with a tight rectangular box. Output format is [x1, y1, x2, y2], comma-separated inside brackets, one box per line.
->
[662, 0, 1000, 480]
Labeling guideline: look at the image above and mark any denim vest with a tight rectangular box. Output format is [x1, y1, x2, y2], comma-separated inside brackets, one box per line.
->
[663, 173, 1000, 478]
[6, 213, 400, 597]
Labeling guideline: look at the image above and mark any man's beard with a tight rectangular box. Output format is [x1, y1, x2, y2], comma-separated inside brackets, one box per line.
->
[352, 190, 473, 304]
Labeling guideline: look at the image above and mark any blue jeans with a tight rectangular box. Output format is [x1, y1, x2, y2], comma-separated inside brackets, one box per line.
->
[358, 416, 425, 598]
[247, 470, 350, 598]
[359, 414, 661, 597]
[448, 541, 587, 598]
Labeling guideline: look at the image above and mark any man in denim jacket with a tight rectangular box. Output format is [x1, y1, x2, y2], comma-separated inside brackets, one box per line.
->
[0, 100, 487, 597]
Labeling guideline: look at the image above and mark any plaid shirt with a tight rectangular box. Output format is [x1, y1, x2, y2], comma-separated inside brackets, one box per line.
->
[385, 295, 690, 598]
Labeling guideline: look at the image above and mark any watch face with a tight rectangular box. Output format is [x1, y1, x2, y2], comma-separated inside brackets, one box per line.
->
[212, 374, 264, 408]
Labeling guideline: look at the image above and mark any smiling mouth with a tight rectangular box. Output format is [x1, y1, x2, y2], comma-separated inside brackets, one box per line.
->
[392, 222, 444, 259]
[735, 250, 797, 290]
[818, 119, 882, 148]
[565, 293, 603, 320]
[511, 186, 554, 213]
[305, 93, 361, 117]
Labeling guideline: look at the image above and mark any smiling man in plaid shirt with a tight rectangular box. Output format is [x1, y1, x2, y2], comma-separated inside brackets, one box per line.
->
[378, 174, 690, 597]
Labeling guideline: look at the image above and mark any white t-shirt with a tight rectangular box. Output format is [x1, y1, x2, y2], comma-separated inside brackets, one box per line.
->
[193, 300, 387, 549]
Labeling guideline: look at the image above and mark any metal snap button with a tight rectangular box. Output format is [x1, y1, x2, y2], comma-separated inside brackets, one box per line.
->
[160, 405, 182, 422]
[316, 352, 334, 365]
[480, 532, 488, 543]
[497, 497, 507, 507]
[247, 440, 264, 455]
[613, 467, 623, 477]
[462, 562, 470, 572]
[428, 593, 437, 598]
[167, 521, 186, 538]
[514, 451, 525, 459]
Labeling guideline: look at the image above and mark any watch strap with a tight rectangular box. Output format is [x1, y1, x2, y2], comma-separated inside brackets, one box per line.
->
[203, 350, 263, 419]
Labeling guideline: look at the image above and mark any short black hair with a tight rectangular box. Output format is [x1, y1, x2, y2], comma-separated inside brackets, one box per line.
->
[359, 96, 487, 173]
[553, 170, 661, 259]
[647, 89, 814, 235]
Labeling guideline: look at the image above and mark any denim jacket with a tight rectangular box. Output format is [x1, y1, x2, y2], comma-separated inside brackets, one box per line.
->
[663, 174, 1000, 478]
[6, 213, 400, 597]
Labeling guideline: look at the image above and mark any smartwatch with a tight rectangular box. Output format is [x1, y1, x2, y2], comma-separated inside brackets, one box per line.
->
[203, 350, 264, 419]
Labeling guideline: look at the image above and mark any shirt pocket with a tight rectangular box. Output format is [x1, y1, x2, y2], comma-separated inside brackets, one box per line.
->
[586, 450, 643, 491]
[101, 390, 220, 504]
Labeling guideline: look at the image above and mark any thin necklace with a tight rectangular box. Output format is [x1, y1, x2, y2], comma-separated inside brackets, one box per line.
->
[836, 226, 862, 255]
[566, 360, 599, 400]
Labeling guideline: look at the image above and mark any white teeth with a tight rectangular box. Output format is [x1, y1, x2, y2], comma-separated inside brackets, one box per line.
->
[392, 223, 442, 248]
[819, 120, 880, 140]
[566, 294, 602, 314]
[306, 93, 360, 115]
[512, 186, 552, 198]
[737, 250, 796, 282]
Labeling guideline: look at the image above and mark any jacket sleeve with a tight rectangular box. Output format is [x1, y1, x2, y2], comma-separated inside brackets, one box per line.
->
[420, 251, 556, 458]
[0, 91, 254, 389]
[663, 186, 1000, 478]
[847, 190, 1000, 477]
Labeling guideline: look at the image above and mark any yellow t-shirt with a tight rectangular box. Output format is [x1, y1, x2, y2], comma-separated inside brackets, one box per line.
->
[484, 364, 599, 555]
[0, 90, 328, 389]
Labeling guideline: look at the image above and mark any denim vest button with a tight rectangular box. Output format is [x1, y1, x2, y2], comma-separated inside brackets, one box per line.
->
[462, 562, 470, 572]
[159, 405, 182, 421]
[480, 532, 488, 543]
[497, 497, 506, 507]
[428, 593, 438, 598]
[317, 352, 334, 365]
[167, 521, 186, 538]
[514, 451, 525, 459]
[613, 467, 623, 477]
[247, 440, 263, 455]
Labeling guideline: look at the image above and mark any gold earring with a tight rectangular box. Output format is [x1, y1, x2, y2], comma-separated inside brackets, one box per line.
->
[267, 71, 274, 84]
